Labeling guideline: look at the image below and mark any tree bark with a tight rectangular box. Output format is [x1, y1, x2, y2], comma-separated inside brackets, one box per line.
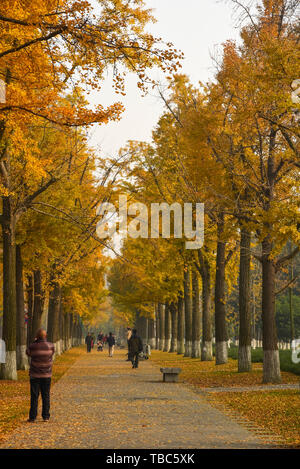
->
[47, 281, 61, 356]
[169, 301, 178, 352]
[215, 215, 228, 365]
[192, 268, 201, 358]
[58, 299, 64, 354]
[238, 228, 252, 372]
[148, 318, 155, 349]
[16, 245, 28, 370]
[198, 251, 213, 361]
[31, 269, 44, 343]
[163, 302, 171, 352]
[136, 311, 148, 345]
[59, 302, 64, 353]
[26, 274, 33, 347]
[70, 313, 74, 347]
[184, 266, 192, 357]
[141, 316, 148, 345]
[64, 313, 70, 351]
[155, 304, 159, 350]
[158, 303, 165, 351]
[177, 294, 185, 354]
[0, 197, 17, 380]
[262, 239, 281, 383]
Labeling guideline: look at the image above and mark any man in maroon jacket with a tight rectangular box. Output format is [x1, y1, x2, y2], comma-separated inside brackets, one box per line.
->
[26, 328, 55, 422]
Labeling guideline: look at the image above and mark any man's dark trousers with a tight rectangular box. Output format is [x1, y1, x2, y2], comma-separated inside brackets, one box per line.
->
[29, 377, 51, 420]
[131, 352, 139, 368]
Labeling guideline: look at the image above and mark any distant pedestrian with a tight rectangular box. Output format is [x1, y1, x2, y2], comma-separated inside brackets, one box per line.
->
[91, 334, 95, 349]
[26, 328, 55, 422]
[97, 340, 103, 352]
[107, 332, 115, 357]
[103, 334, 108, 347]
[97, 331, 104, 342]
[128, 329, 143, 369]
[126, 327, 132, 361]
[85, 332, 93, 352]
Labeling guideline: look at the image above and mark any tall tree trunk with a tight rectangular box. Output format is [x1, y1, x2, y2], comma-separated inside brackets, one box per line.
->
[16, 245, 28, 370]
[78, 316, 83, 345]
[31, 270, 44, 343]
[288, 244, 295, 344]
[78, 315, 83, 345]
[47, 281, 61, 355]
[155, 304, 159, 350]
[58, 300, 64, 354]
[72, 314, 76, 347]
[238, 228, 252, 372]
[73, 314, 78, 347]
[136, 311, 148, 345]
[148, 317, 155, 349]
[215, 215, 228, 365]
[262, 239, 281, 383]
[77, 317, 81, 346]
[169, 302, 178, 352]
[140, 316, 148, 345]
[70, 313, 74, 347]
[64, 313, 70, 351]
[158, 303, 165, 351]
[184, 266, 192, 357]
[177, 294, 185, 354]
[0, 197, 17, 380]
[198, 251, 213, 361]
[192, 268, 201, 358]
[59, 304, 64, 353]
[26, 274, 33, 347]
[163, 302, 171, 352]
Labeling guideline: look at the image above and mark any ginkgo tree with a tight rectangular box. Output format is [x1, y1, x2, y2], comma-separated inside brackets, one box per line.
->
[107, 0, 299, 385]
[214, 0, 300, 382]
[0, 0, 182, 379]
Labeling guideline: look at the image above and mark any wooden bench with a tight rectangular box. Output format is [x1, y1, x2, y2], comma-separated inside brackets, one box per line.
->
[160, 367, 181, 383]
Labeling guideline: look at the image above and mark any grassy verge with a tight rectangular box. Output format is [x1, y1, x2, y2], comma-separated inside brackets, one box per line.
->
[227, 346, 300, 376]
[0, 346, 85, 443]
[151, 350, 300, 447]
[151, 351, 299, 388]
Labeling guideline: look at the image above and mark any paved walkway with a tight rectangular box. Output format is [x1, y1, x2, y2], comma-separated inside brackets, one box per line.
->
[1, 350, 277, 449]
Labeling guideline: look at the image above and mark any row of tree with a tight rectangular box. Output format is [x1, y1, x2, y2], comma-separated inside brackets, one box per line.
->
[0, 0, 180, 379]
[108, 0, 300, 383]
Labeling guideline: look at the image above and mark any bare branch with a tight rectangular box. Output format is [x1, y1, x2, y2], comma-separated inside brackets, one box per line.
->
[276, 246, 300, 272]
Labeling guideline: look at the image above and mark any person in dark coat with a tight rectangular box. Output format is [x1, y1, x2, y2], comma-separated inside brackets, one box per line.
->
[26, 328, 55, 422]
[128, 329, 143, 369]
[85, 332, 93, 352]
[107, 332, 115, 357]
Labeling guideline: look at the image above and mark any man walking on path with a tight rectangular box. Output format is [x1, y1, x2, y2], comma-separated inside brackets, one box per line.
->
[85, 332, 93, 353]
[128, 329, 143, 369]
[26, 328, 55, 422]
[107, 332, 115, 357]
[126, 327, 132, 361]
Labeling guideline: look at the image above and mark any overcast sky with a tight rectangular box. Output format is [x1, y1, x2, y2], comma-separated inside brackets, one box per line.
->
[89, 0, 241, 157]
